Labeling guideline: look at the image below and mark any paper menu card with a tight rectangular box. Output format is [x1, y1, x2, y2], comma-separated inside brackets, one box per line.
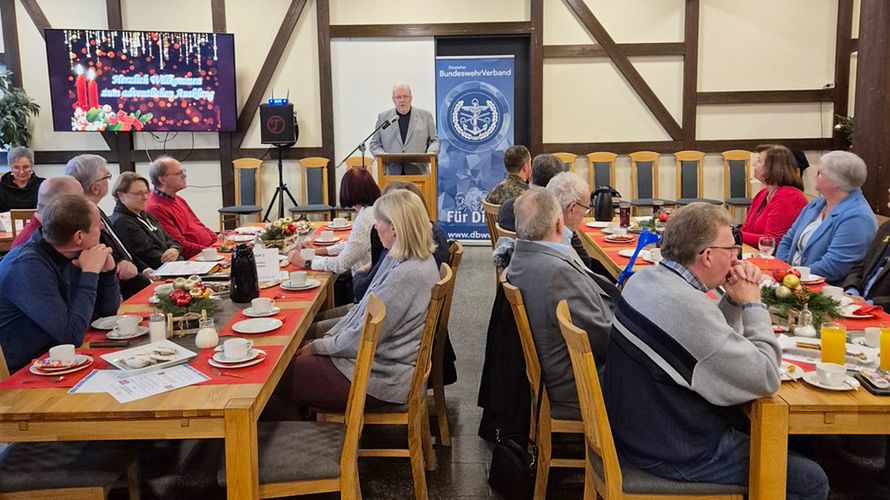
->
[254, 247, 282, 282]
[153, 260, 218, 276]
[69, 365, 209, 403]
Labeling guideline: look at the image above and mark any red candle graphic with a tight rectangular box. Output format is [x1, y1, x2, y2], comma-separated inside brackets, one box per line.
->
[74, 65, 87, 110]
[87, 67, 99, 110]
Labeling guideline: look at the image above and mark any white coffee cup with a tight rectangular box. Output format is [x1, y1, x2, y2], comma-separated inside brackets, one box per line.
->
[864, 327, 882, 348]
[792, 266, 811, 280]
[251, 297, 275, 314]
[815, 362, 847, 387]
[333, 217, 348, 227]
[201, 248, 219, 260]
[49, 344, 76, 363]
[612, 227, 628, 237]
[116, 316, 141, 336]
[320, 230, 335, 241]
[821, 285, 843, 299]
[290, 271, 307, 286]
[223, 338, 254, 361]
[300, 248, 316, 261]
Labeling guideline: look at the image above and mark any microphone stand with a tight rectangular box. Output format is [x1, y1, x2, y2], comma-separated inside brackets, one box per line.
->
[336, 117, 396, 170]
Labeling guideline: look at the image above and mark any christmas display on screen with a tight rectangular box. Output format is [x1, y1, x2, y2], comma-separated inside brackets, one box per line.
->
[45, 29, 237, 132]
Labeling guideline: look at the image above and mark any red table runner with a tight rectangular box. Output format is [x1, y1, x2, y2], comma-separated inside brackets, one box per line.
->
[0, 348, 117, 389]
[192, 345, 286, 385]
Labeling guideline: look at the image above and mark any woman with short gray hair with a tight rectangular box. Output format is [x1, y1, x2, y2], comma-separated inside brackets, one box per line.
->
[776, 151, 877, 284]
[1, 146, 44, 211]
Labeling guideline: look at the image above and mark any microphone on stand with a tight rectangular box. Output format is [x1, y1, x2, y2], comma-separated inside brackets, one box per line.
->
[382, 116, 399, 129]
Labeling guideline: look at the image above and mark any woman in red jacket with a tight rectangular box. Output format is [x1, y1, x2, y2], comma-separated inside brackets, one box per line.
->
[739, 145, 808, 247]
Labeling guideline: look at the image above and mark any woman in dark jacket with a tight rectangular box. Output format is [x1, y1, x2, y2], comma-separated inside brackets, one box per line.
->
[0, 147, 44, 211]
[110, 172, 182, 272]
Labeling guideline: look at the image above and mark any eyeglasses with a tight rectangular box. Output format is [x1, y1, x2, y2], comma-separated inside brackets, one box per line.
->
[164, 169, 187, 178]
[699, 245, 742, 255]
[92, 173, 112, 185]
[125, 190, 150, 198]
[573, 201, 591, 215]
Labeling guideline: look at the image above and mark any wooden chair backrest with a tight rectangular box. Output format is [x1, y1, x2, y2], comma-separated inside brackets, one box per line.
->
[434, 243, 464, 369]
[557, 300, 622, 499]
[629, 151, 660, 200]
[298, 157, 331, 206]
[341, 293, 386, 484]
[586, 152, 618, 189]
[552, 152, 578, 173]
[495, 222, 516, 240]
[674, 150, 706, 200]
[344, 156, 374, 169]
[9, 209, 36, 239]
[482, 200, 501, 248]
[407, 264, 453, 408]
[722, 150, 752, 200]
[232, 158, 263, 207]
[0, 343, 9, 381]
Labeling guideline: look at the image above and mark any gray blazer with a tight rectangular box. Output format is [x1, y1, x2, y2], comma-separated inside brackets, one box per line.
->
[506, 240, 617, 412]
[370, 107, 440, 174]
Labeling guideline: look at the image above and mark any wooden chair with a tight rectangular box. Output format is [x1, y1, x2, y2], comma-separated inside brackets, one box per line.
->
[289, 157, 334, 220]
[318, 264, 454, 500]
[344, 156, 374, 170]
[495, 222, 516, 240]
[629, 151, 674, 214]
[501, 277, 585, 500]
[218, 158, 263, 230]
[722, 150, 753, 219]
[556, 301, 745, 499]
[215, 294, 385, 498]
[482, 200, 501, 248]
[9, 209, 35, 240]
[586, 152, 618, 190]
[0, 345, 141, 500]
[552, 152, 578, 173]
[429, 241, 464, 447]
[674, 151, 722, 206]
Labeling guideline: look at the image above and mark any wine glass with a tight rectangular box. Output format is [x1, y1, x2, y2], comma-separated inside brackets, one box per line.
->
[758, 236, 776, 260]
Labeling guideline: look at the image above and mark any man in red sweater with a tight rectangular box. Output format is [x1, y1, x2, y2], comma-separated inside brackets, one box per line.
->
[145, 156, 217, 259]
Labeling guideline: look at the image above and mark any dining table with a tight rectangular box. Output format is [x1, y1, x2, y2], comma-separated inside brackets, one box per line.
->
[0, 221, 348, 499]
[578, 217, 890, 500]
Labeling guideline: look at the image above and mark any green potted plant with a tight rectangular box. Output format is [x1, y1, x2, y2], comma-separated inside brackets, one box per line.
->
[0, 70, 41, 149]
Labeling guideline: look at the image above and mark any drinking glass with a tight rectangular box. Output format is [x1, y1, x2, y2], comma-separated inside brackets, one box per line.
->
[758, 236, 776, 260]
[880, 323, 890, 372]
[820, 321, 847, 365]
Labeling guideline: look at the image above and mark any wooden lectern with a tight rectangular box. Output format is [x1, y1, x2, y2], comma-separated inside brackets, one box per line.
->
[375, 153, 438, 221]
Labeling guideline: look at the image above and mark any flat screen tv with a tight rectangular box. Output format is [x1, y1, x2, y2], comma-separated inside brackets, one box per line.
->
[45, 29, 236, 132]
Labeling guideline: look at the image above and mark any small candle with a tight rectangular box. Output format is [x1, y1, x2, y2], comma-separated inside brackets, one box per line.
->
[75, 65, 87, 110]
[87, 67, 99, 110]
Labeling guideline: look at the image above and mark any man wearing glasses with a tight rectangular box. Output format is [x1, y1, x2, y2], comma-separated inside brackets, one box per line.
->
[603, 203, 828, 499]
[145, 156, 216, 259]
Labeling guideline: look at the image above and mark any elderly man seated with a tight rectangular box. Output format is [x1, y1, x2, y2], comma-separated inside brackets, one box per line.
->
[603, 203, 828, 499]
[843, 188, 890, 309]
[10, 175, 84, 248]
[506, 189, 617, 413]
[145, 155, 217, 259]
[0, 195, 119, 373]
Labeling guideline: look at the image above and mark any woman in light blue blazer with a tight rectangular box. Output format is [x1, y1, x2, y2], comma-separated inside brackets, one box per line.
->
[776, 151, 877, 285]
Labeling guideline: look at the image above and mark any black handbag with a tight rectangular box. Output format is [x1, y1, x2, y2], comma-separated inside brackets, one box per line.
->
[488, 378, 543, 499]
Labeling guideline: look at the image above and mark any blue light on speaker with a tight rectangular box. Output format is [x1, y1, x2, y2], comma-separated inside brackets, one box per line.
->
[267, 98, 289, 106]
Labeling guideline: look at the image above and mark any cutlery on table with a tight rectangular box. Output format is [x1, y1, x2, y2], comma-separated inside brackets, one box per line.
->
[212, 368, 244, 379]
[24, 376, 65, 384]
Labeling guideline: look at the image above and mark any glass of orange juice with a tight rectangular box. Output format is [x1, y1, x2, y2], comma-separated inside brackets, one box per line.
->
[880, 323, 890, 372]
[821, 321, 847, 365]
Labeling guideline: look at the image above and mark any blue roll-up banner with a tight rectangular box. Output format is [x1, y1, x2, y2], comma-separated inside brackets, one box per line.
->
[436, 55, 514, 241]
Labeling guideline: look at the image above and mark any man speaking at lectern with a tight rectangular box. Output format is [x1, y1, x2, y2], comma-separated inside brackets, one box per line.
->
[370, 83, 440, 175]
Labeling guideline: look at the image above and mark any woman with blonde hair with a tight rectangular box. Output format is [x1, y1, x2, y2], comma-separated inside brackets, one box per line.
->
[276, 189, 441, 410]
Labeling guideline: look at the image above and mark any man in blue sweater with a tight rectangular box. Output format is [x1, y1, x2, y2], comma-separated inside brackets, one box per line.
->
[603, 203, 828, 499]
[0, 194, 119, 373]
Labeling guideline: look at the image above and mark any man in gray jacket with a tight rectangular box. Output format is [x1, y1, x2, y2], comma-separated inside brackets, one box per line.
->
[506, 189, 617, 416]
[370, 83, 440, 175]
[604, 203, 828, 499]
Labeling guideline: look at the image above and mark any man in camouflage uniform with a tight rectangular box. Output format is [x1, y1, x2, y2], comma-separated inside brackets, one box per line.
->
[485, 145, 531, 205]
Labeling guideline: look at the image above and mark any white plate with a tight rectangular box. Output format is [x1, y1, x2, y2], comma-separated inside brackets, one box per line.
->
[208, 352, 267, 369]
[780, 335, 877, 365]
[91, 315, 123, 330]
[243, 306, 280, 318]
[212, 348, 261, 364]
[585, 221, 610, 228]
[603, 236, 635, 244]
[327, 224, 352, 231]
[634, 216, 653, 223]
[102, 340, 197, 373]
[234, 226, 263, 234]
[841, 305, 875, 319]
[802, 371, 860, 391]
[799, 275, 825, 285]
[232, 318, 283, 334]
[280, 279, 321, 291]
[851, 337, 881, 349]
[106, 326, 150, 340]
[195, 255, 225, 262]
[30, 355, 94, 376]
[228, 234, 256, 242]
[313, 237, 341, 246]
[618, 249, 635, 258]
[780, 361, 804, 381]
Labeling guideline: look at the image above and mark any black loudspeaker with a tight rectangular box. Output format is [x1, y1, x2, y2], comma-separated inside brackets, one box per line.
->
[259, 103, 298, 145]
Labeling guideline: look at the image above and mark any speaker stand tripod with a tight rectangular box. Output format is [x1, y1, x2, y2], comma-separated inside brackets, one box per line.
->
[263, 145, 299, 222]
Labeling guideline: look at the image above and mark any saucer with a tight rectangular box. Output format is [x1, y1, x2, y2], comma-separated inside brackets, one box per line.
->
[91, 315, 123, 330]
[280, 279, 321, 291]
[195, 255, 224, 262]
[585, 221, 610, 229]
[232, 318, 283, 334]
[234, 226, 263, 234]
[851, 337, 881, 349]
[208, 350, 267, 369]
[228, 234, 255, 243]
[841, 305, 875, 319]
[799, 275, 825, 285]
[312, 237, 341, 246]
[30, 355, 94, 376]
[107, 326, 150, 340]
[780, 361, 804, 381]
[802, 371, 860, 391]
[604, 235, 634, 244]
[243, 306, 281, 318]
[212, 348, 261, 364]
[327, 224, 352, 231]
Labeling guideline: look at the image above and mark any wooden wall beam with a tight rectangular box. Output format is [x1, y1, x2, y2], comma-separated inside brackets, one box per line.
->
[233, 0, 308, 149]
[697, 89, 836, 105]
[682, 0, 700, 148]
[543, 42, 685, 59]
[105, 0, 122, 29]
[851, 38, 859, 52]
[562, 0, 683, 140]
[212, 0, 235, 211]
[530, 0, 543, 156]
[317, 0, 336, 203]
[19, 0, 49, 39]
[542, 138, 832, 155]
[0, 0, 23, 87]
[103, 0, 134, 172]
[832, 0, 854, 149]
[695, 138, 833, 152]
[329, 22, 531, 38]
